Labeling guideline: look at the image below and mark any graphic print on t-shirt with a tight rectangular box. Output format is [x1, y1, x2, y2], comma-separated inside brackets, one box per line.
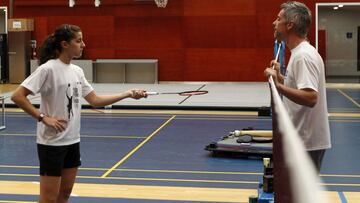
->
[66, 84, 73, 120]
[65, 82, 82, 120]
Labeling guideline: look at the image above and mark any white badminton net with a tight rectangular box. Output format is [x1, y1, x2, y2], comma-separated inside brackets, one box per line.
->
[269, 75, 329, 203]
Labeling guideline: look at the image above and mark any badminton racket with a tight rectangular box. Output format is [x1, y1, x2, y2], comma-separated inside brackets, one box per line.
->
[268, 41, 282, 84]
[146, 90, 208, 96]
[272, 41, 282, 69]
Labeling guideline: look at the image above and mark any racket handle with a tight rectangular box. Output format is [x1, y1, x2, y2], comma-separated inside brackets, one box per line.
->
[146, 91, 159, 95]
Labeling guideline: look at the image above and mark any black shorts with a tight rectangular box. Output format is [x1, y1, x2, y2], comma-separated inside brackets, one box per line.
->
[308, 149, 326, 173]
[37, 142, 81, 176]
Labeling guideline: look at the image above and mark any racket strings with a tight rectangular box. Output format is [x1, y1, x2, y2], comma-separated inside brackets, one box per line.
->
[179, 90, 208, 96]
[147, 90, 208, 96]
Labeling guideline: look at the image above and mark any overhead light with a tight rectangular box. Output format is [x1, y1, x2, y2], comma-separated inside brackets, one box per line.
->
[94, 0, 100, 7]
[338, 4, 344, 8]
[333, 6, 338, 10]
[69, 0, 75, 7]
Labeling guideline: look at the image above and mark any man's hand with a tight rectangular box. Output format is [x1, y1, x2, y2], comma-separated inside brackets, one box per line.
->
[264, 68, 280, 88]
[264, 60, 282, 88]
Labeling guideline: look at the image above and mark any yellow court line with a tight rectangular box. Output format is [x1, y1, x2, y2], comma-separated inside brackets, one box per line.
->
[0, 173, 37, 177]
[329, 112, 360, 118]
[0, 165, 260, 175]
[327, 83, 360, 89]
[102, 176, 259, 184]
[1, 165, 360, 178]
[115, 168, 262, 175]
[82, 109, 259, 116]
[322, 183, 360, 187]
[101, 115, 176, 178]
[320, 174, 360, 178]
[1, 172, 360, 187]
[337, 89, 360, 108]
[330, 119, 360, 123]
[0, 173, 258, 185]
[0, 133, 35, 137]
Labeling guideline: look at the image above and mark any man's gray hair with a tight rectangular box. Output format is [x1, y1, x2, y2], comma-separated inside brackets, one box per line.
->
[281, 1, 311, 38]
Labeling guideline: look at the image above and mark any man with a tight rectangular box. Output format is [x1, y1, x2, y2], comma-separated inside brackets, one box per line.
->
[264, 1, 331, 172]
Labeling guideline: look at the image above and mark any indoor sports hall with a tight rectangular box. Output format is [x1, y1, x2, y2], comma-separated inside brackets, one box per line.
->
[0, 1, 359, 203]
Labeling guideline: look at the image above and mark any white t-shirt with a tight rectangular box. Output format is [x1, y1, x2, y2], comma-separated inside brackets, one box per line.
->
[21, 59, 94, 146]
[283, 41, 331, 151]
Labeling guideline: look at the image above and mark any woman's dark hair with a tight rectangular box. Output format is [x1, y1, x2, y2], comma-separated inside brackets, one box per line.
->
[39, 24, 81, 65]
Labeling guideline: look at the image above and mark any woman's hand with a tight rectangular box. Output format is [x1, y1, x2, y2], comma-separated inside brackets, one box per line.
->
[127, 89, 148, 100]
[42, 116, 68, 133]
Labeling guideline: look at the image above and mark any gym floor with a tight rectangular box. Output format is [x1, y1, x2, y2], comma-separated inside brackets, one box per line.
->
[0, 83, 359, 203]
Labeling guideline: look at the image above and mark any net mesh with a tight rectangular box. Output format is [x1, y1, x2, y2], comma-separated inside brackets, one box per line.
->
[269, 76, 329, 203]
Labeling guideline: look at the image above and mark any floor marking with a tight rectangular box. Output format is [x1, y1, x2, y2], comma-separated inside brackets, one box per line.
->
[4, 108, 260, 116]
[0, 180, 256, 203]
[329, 112, 360, 118]
[1, 165, 360, 178]
[326, 83, 360, 89]
[0, 180, 349, 203]
[337, 89, 360, 108]
[321, 183, 360, 187]
[101, 115, 176, 178]
[338, 191, 348, 203]
[1, 172, 359, 187]
[0, 133, 146, 139]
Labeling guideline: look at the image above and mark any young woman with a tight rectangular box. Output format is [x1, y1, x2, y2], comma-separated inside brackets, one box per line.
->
[11, 24, 147, 203]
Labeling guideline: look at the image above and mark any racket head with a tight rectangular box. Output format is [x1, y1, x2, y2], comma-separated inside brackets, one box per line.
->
[178, 90, 208, 96]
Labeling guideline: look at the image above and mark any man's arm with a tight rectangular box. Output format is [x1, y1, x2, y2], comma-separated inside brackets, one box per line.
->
[277, 84, 318, 108]
[264, 67, 318, 108]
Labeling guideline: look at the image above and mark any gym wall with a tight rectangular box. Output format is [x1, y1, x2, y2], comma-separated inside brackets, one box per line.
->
[3, 0, 357, 82]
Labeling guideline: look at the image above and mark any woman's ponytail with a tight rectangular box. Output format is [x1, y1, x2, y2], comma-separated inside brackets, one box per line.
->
[39, 34, 59, 65]
[38, 24, 81, 65]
